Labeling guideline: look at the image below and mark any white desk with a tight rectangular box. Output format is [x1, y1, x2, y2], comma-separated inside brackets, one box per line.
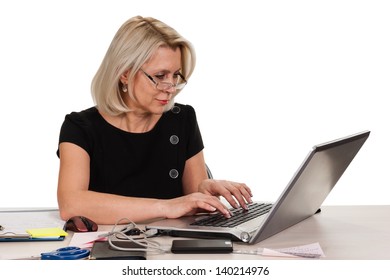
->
[1, 205, 390, 260]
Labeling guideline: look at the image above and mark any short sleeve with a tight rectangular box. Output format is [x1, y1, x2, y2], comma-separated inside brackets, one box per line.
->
[184, 105, 204, 159]
[57, 110, 94, 158]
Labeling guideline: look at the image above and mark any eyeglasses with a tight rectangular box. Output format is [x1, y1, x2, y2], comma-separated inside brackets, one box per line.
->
[140, 69, 187, 91]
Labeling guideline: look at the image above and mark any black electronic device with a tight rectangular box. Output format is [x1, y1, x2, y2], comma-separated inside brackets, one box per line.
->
[171, 239, 233, 254]
[90, 241, 147, 260]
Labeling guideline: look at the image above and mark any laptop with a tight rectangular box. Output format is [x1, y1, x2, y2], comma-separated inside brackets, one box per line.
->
[146, 130, 370, 244]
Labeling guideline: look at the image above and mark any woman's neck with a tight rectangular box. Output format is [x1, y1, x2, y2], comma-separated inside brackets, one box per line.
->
[100, 110, 161, 133]
[121, 111, 161, 133]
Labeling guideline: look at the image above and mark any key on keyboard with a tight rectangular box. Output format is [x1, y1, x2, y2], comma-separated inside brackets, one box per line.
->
[190, 203, 272, 228]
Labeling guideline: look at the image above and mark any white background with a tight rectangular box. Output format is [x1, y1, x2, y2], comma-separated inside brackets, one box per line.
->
[1, 0, 389, 208]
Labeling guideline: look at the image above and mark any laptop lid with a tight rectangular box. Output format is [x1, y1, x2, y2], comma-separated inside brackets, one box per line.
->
[146, 130, 370, 244]
[249, 130, 370, 243]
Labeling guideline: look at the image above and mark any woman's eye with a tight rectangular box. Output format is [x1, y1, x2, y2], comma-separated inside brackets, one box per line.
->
[173, 73, 183, 81]
[154, 74, 165, 80]
[154, 73, 181, 81]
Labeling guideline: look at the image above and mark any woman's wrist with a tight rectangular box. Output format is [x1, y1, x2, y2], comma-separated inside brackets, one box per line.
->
[154, 199, 168, 219]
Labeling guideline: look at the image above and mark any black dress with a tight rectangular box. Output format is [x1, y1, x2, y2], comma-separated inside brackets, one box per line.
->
[57, 103, 204, 199]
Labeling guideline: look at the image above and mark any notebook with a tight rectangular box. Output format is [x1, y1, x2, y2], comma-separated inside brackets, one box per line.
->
[0, 209, 67, 242]
[146, 130, 370, 244]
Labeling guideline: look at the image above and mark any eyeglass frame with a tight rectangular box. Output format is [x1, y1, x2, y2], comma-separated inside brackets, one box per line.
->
[140, 69, 187, 91]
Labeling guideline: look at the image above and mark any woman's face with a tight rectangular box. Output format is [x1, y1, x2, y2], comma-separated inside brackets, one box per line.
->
[128, 46, 182, 115]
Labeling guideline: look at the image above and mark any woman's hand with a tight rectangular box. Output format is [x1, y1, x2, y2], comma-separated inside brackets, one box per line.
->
[160, 192, 232, 219]
[198, 179, 253, 210]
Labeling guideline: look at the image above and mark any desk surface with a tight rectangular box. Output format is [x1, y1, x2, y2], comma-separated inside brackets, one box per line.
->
[1, 205, 390, 260]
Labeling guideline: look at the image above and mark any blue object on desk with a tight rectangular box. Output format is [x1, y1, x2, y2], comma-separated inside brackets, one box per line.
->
[41, 246, 90, 260]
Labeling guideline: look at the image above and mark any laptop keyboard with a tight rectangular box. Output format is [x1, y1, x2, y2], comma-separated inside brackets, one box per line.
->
[190, 202, 272, 228]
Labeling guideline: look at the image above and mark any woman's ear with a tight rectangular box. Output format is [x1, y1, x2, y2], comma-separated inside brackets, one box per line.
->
[120, 70, 130, 84]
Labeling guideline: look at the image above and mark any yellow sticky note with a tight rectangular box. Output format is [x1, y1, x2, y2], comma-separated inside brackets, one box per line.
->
[26, 227, 68, 238]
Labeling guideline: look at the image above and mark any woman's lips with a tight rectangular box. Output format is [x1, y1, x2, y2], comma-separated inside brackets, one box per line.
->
[157, 99, 169, 105]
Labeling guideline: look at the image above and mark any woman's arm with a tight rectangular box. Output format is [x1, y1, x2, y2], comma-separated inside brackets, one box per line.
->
[57, 143, 231, 224]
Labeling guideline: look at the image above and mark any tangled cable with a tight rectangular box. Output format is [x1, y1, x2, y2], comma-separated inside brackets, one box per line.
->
[101, 218, 168, 253]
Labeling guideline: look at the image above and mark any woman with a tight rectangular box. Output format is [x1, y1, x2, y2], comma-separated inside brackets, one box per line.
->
[57, 16, 252, 224]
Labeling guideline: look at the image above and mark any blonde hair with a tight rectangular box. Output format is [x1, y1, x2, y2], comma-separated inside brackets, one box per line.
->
[91, 16, 196, 115]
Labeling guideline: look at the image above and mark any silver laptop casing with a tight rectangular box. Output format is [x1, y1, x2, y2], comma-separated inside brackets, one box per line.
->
[146, 131, 370, 244]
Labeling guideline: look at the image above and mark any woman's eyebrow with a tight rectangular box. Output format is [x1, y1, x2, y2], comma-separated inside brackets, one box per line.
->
[152, 68, 182, 75]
